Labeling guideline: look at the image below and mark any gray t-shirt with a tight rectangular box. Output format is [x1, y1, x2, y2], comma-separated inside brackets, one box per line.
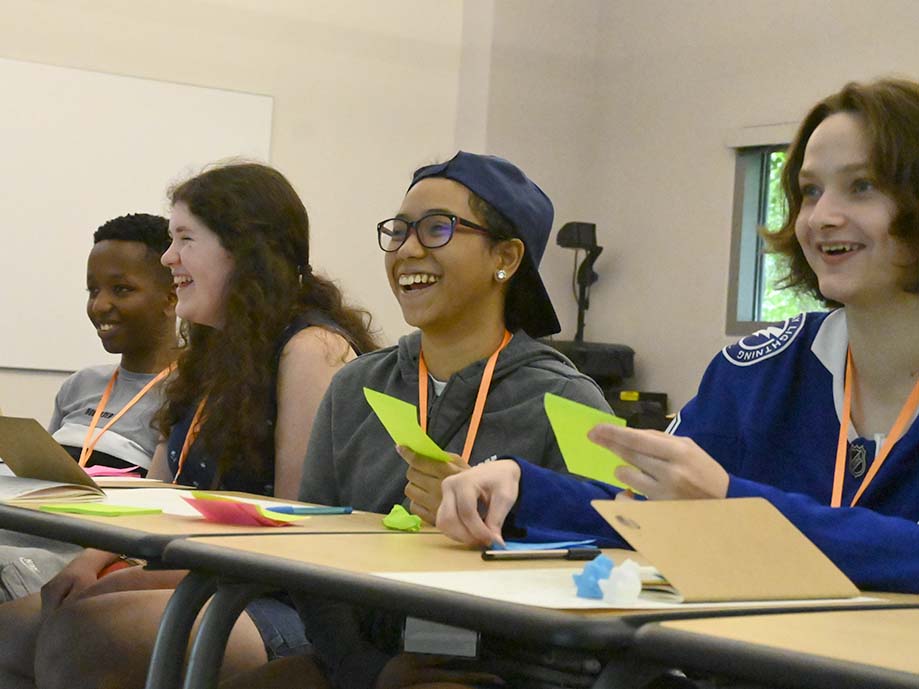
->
[48, 364, 165, 469]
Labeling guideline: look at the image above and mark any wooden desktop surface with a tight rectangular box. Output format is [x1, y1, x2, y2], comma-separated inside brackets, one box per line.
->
[156, 534, 919, 687]
[0, 496, 423, 559]
[5, 503, 401, 536]
[169, 533, 919, 613]
[2, 487, 414, 537]
[181, 532, 636, 572]
[652, 608, 919, 674]
[164, 533, 646, 651]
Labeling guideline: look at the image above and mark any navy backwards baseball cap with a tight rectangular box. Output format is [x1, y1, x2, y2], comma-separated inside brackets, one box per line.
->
[409, 151, 561, 338]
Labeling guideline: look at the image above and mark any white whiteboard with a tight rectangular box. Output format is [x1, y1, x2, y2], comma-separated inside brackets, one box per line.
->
[0, 58, 273, 372]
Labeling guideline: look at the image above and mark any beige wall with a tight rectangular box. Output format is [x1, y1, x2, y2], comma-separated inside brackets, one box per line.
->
[485, 0, 604, 336]
[4, 0, 919, 424]
[586, 0, 919, 407]
[0, 0, 464, 424]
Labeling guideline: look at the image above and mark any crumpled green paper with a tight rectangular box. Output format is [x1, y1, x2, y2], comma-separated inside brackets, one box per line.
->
[383, 504, 422, 532]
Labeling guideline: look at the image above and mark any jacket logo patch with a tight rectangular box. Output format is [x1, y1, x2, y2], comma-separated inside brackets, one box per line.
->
[722, 313, 806, 366]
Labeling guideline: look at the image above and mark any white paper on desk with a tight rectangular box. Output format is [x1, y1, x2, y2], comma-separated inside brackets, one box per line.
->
[100, 488, 294, 518]
[374, 568, 879, 610]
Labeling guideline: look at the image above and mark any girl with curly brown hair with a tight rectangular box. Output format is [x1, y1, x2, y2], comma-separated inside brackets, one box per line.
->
[0, 162, 375, 689]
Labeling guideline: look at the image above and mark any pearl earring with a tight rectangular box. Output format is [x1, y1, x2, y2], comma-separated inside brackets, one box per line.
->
[496, 269, 507, 281]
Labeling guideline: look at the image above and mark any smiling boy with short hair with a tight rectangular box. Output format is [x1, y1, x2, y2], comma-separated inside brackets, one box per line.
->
[48, 213, 177, 474]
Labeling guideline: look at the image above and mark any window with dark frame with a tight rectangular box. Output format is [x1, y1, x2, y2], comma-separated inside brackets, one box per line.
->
[726, 144, 824, 335]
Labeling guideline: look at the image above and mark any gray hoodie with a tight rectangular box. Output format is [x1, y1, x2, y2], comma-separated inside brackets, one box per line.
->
[299, 329, 610, 511]
[295, 330, 611, 689]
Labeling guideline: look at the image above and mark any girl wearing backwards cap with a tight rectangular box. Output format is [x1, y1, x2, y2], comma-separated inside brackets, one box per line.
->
[299, 151, 610, 524]
[223, 152, 612, 689]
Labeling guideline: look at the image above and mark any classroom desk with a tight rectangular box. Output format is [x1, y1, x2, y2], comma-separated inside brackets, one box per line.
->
[0, 498, 424, 689]
[632, 608, 919, 689]
[0, 499, 405, 559]
[155, 532, 919, 689]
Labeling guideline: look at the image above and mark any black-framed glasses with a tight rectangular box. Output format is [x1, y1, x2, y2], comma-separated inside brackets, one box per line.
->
[377, 213, 492, 252]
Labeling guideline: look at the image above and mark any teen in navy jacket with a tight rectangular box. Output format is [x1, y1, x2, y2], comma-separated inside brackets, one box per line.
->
[436, 78, 919, 594]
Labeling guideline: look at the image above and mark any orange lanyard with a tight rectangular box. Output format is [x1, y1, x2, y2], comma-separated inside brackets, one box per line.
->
[79, 365, 174, 467]
[418, 330, 512, 463]
[173, 397, 207, 484]
[832, 349, 919, 507]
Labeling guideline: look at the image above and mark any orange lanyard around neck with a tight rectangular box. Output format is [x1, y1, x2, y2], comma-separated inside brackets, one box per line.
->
[418, 330, 512, 463]
[173, 397, 207, 484]
[832, 348, 919, 507]
[79, 365, 174, 467]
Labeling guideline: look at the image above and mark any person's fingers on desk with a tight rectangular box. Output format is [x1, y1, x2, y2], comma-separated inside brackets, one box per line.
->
[435, 481, 478, 544]
[437, 460, 520, 546]
[589, 424, 729, 500]
[480, 471, 520, 546]
[437, 476, 493, 545]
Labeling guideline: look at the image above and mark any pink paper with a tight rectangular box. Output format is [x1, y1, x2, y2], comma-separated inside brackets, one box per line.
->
[84, 465, 143, 478]
[182, 497, 291, 527]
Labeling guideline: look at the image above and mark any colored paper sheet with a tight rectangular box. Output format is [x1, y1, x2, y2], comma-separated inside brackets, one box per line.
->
[183, 495, 306, 526]
[84, 465, 143, 478]
[39, 503, 162, 516]
[544, 393, 633, 489]
[189, 492, 309, 523]
[363, 388, 451, 462]
[497, 539, 597, 550]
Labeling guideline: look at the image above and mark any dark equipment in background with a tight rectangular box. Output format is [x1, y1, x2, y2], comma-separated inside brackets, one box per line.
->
[556, 221, 603, 343]
[545, 221, 669, 430]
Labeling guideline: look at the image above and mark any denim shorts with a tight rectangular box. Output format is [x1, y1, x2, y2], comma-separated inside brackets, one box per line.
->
[245, 596, 311, 660]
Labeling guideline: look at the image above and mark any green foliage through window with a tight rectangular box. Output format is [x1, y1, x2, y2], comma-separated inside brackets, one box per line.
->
[754, 150, 824, 322]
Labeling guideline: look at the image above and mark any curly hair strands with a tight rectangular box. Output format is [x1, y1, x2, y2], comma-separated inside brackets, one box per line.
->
[159, 162, 376, 484]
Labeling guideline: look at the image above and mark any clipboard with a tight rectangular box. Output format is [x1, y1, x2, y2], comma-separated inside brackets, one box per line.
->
[592, 497, 860, 602]
[0, 416, 101, 490]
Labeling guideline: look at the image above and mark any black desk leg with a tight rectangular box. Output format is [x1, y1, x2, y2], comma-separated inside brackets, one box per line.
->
[182, 581, 268, 689]
[145, 571, 218, 689]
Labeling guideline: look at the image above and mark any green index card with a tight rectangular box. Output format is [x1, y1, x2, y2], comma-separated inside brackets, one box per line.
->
[363, 388, 452, 462]
[544, 393, 635, 490]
